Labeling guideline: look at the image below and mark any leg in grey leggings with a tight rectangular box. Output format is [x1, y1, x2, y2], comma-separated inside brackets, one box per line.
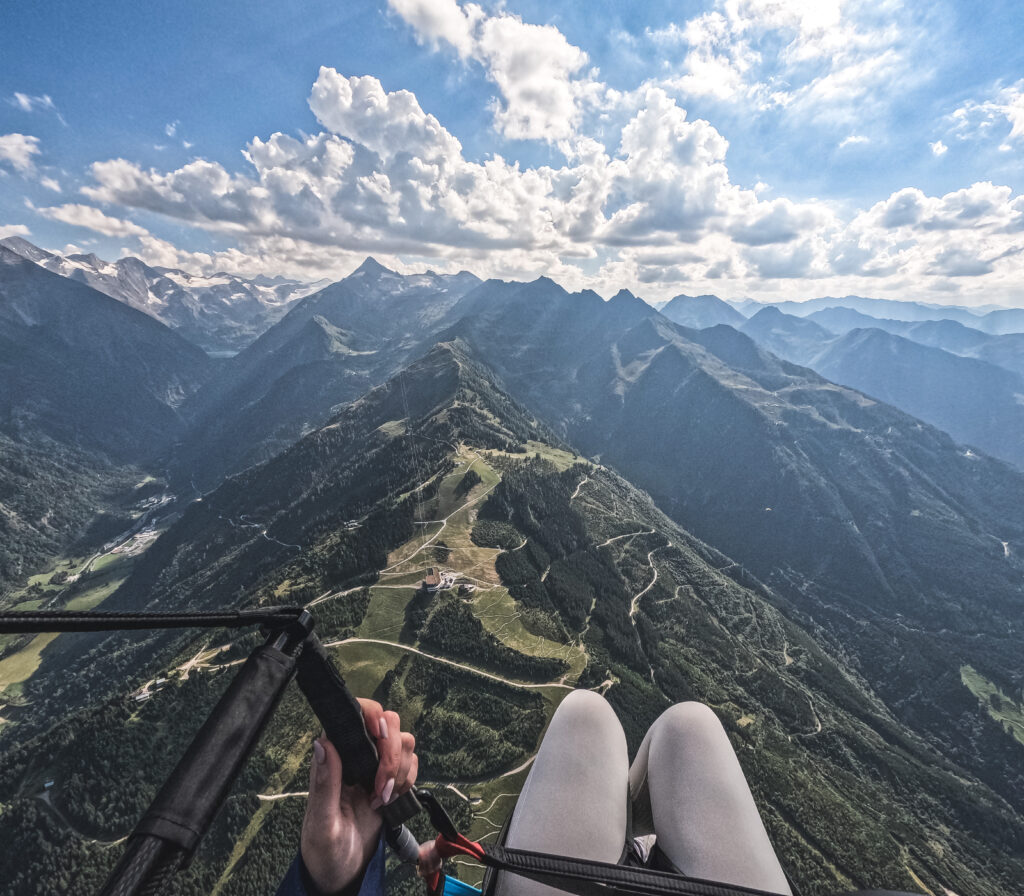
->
[629, 702, 792, 895]
[495, 690, 629, 896]
[500, 693, 790, 896]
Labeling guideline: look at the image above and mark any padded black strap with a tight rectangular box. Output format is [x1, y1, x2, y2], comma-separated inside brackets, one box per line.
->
[295, 633, 380, 788]
[480, 847, 916, 896]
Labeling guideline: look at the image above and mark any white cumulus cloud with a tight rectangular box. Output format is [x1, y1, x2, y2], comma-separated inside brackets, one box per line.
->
[36, 203, 151, 238]
[62, 9, 1024, 305]
[839, 135, 870, 148]
[655, 0, 929, 126]
[0, 133, 41, 172]
[388, 0, 599, 142]
[0, 224, 31, 239]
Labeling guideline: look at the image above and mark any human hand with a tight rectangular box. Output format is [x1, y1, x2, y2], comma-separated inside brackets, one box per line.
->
[300, 698, 419, 893]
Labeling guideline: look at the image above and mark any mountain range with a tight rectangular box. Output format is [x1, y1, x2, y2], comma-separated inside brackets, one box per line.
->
[1, 242, 1024, 895]
[739, 306, 1024, 469]
[0, 236, 324, 353]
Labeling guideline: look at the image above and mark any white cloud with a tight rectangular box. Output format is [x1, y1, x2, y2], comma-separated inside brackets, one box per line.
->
[388, 0, 599, 142]
[0, 224, 31, 239]
[36, 203, 151, 238]
[39, 175, 61, 192]
[0, 133, 41, 172]
[8, 92, 66, 124]
[165, 121, 179, 138]
[655, 0, 928, 126]
[930, 140, 947, 156]
[65, 11, 1024, 305]
[839, 135, 870, 148]
[77, 67, 841, 289]
[951, 80, 1024, 145]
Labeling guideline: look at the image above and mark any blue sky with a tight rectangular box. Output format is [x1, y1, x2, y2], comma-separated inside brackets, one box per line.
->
[2, 0, 1023, 305]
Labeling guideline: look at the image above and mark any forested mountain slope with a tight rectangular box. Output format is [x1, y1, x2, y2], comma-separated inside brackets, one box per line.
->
[429, 277, 1024, 819]
[2, 340, 1022, 896]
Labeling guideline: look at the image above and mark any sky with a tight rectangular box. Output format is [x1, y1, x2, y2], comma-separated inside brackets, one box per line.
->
[2, 0, 1023, 306]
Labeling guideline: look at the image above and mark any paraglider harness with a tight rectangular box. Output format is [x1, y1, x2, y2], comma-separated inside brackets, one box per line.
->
[0, 608, 914, 896]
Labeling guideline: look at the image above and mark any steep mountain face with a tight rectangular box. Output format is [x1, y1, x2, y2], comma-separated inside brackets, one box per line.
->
[807, 327, 1024, 469]
[4, 340, 1022, 896]
[174, 259, 482, 488]
[0, 237, 321, 353]
[0, 246, 211, 461]
[0, 432, 132, 593]
[660, 292, 747, 329]
[734, 309, 1024, 469]
[427, 277, 1024, 808]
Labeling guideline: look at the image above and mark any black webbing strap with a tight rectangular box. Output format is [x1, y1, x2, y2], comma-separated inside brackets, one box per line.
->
[295, 633, 381, 788]
[0, 607, 305, 633]
[478, 846, 784, 896]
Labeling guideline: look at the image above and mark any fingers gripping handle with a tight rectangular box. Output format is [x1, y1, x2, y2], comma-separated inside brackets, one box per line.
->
[295, 634, 379, 788]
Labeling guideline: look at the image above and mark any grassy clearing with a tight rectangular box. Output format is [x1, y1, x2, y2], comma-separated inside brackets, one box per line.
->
[376, 570, 427, 587]
[91, 551, 129, 573]
[484, 440, 585, 473]
[961, 665, 1024, 746]
[65, 574, 129, 612]
[385, 522, 444, 571]
[473, 589, 585, 682]
[330, 640, 406, 700]
[376, 419, 407, 437]
[0, 557, 131, 702]
[0, 632, 60, 696]
[358, 587, 418, 641]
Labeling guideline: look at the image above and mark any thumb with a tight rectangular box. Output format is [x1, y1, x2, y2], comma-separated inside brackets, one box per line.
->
[306, 735, 343, 827]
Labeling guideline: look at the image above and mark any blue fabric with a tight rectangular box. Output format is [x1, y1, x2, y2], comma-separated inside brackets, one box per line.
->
[441, 875, 482, 896]
[276, 837, 387, 896]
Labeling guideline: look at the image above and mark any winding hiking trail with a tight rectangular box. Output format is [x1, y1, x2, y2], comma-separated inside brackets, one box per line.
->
[34, 791, 127, 849]
[325, 637, 573, 692]
[629, 542, 671, 623]
[569, 475, 590, 502]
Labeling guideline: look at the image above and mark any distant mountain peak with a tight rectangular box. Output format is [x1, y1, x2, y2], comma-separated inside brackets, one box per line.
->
[350, 257, 394, 278]
[67, 251, 103, 268]
[610, 288, 640, 304]
[661, 292, 746, 330]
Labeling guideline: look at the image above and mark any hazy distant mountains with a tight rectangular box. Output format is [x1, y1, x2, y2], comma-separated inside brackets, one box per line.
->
[734, 292, 1024, 333]
[173, 258, 482, 487]
[0, 236, 324, 353]
[660, 292, 746, 329]
[737, 306, 1024, 469]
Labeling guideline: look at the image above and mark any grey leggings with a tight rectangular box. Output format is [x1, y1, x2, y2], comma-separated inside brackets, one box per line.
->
[495, 690, 792, 896]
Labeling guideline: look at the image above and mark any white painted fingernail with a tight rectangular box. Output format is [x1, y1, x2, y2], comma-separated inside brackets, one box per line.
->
[313, 739, 325, 765]
[382, 777, 396, 804]
[370, 795, 384, 810]
[379, 718, 389, 740]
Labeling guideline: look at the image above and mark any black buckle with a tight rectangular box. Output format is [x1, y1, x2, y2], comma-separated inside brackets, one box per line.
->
[415, 788, 460, 840]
